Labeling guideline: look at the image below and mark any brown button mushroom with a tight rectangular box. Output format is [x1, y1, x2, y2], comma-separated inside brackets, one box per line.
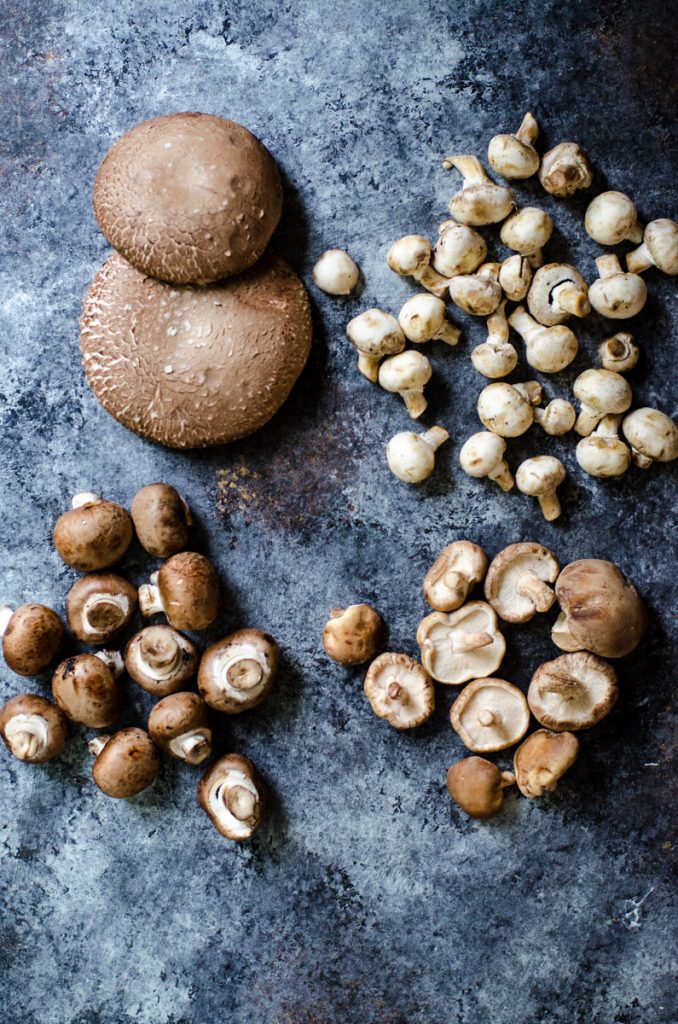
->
[0, 694, 68, 762]
[417, 602, 505, 686]
[66, 574, 138, 645]
[53, 493, 133, 572]
[423, 541, 489, 612]
[322, 604, 383, 665]
[528, 652, 618, 732]
[93, 113, 282, 285]
[52, 651, 124, 728]
[446, 756, 515, 819]
[513, 729, 579, 798]
[198, 629, 279, 714]
[363, 652, 434, 729]
[552, 559, 647, 658]
[198, 753, 265, 841]
[485, 543, 560, 624]
[148, 692, 212, 765]
[90, 728, 160, 798]
[80, 252, 312, 449]
[450, 677, 530, 753]
[0, 603, 64, 676]
[130, 483, 192, 558]
[124, 625, 200, 696]
[139, 552, 219, 631]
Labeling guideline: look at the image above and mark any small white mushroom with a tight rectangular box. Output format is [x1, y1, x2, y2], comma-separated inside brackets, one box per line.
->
[527, 264, 591, 326]
[598, 332, 639, 373]
[588, 254, 647, 319]
[534, 399, 576, 437]
[442, 154, 515, 225]
[346, 308, 405, 381]
[576, 414, 631, 477]
[498, 254, 532, 301]
[573, 369, 632, 436]
[487, 111, 540, 180]
[622, 408, 678, 468]
[312, 249, 360, 295]
[539, 142, 593, 197]
[626, 219, 678, 276]
[386, 426, 449, 483]
[471, 302, 518, 379]
[508, 305, 578, 373]
[448, 262, 502, 316]
[459, 431, 514, 492]
[378, 351, 432, 418]
[516, 456, 566, 521]
[477, 381, 541, 437]
[500, 208, 553, 267]
[398, 293, 461, 346]
[433, 219, 487, 277]
[584, 191, 643, 246]
[387, 235, 450, 296]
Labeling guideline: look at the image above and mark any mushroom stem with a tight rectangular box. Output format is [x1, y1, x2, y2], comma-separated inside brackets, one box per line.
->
[574, 406, 602, 437]
[631, 448, 653, 470]
[138, 582, 164, 617]
[403, 392, 428, 418]
[435, 322, 462, 346]
[422, 426, 450, 451]
[179, 733, 211, 765]
[387, 680, 404, 701]
[515, 111, 539, 145]
[537, 489, 561, 522]
[417, 265, 451, 298]
[552, 282, 590, 318]
[478, 709, 497, 727]
[94, 650, 124, 677]
[488, 461, 515, 492]
[88, 735, 110, 757]
[499, 770, 516, 788]
[451, 631, 494, 653]
[71, 491, 100, 509]
[225, 657, 264, 691]
[538, 675, 588, 701]
[625, 242, 652, 275]
[4, 713, 51, 758]
[12, 733, 41, 759]
[596, 253, 624, 279]
[138, 630, 183, 677]
[442, 570, 470, 607]
[551, 612, 583, 653]
[515, 573, 556, 613]
[442, 154, 488, 183]
[226, 785, 257, 821]
[0, 605, 13, 637]
[356, 353, 380, 382]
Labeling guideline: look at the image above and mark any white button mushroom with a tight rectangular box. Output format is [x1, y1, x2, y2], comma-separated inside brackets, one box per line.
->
[527, 263, 591, 326]
[573, 368, 632, 436]
[471, 301, 518, 379]
[533, 399, 576, 436]
[345, 308, 405, 381]
[487, 111, 540, 180]
[423, 541, 489, 612]
[442, 154, 515, 225]
[626, 219, 678, 276]
[312, 249, 360, 295]
[498, 253, 532, 301]
[576, 414, 631, 477]
[459, 431, 515, 492]
[476, 381, 541, 437]
[584, 191, 643, 246]
[397, 293, 461, 347]
[500, 207, 553, 267]
[484, 542, 559, 623]
[622, 407, 678, 468]
[448, 262, 502, 316]
[387, 235, 450, 297]
[450, 677, 530, 753]
[538, 142, 593, 197]
[598, 332, 639, 373]
[508, 305, 578, 373]
[385, 426, 449, 483]
[417, 601, 506, 686]
[588, 254, 647, 318]
[432, 219, 487, 277]
[378, 350, 432, 419]
[515, 456, 566, 521]
[363, 652, 435, 730]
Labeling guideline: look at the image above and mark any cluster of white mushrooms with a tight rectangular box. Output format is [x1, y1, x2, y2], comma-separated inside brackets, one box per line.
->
[0, 486, 278, 842]
[313, 114, 678, 516]
[322, 540, 647, 819]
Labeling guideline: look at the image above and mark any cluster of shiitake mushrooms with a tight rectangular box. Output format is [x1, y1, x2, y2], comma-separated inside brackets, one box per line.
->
[313, 114, 678, 515]
[322, 540, 647, 819]
[0, 485, 278, 842]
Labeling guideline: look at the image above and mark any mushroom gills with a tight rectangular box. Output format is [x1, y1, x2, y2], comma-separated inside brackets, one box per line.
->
[137, 628, 188, 680]
[80, 592, 130, 636]
[4, 713, 49, 759]
[209, 770, 260, 838]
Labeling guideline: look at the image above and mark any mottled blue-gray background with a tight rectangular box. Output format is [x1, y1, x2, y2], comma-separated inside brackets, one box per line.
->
[0, 1, 676, 1022]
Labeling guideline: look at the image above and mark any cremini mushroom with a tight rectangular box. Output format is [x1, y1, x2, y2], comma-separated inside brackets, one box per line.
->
[598, 332, 639, 373]
[124, 625, 199, 696]
[312, 249, 360, 295]
[459, 431, 515, 492]
[0, 603, 64, 676]
[363, 652, 434, 729]
[446, 756, 516, 819]
[584, 191, 643, 246]
[538, 142, 593, 197]
[552, 559, 647, 658]
[387, 235, 449, 297]
[139, 552, 219, 631]
[322, 604, 383, 665]
[487, 112, 540, 180]
[442, 155, 515, 225]
[471, 302, 518, 379]
[508, 306, 578, 373]
[588, 254, 647, 318]
[476, 381, 541, 438]
[198, 753, 265, 841]
[500, 207, 553, 267]
[576, 414, 631, 477]
[53, 492, 133, 572]
[52, 651, 124, 728]
[131, 483, 192, 558]
[66, 573, 138, 645]
[484, 543, 559, 624]
[148, 692, 212, 764]
[516, 456, 566, 521]
[573, 369, 632, 436]
[378, 351, 432, 418]
[198, 629, 279, 714]
[385, 426, 449, 483]
[527, 264, 590, 326]
[498, 254, 532, 301]
[448, 262, 502, 316]
[432, 219, 487, 277]
[534, 399, 576, 436]
[417, 602, 505, 686]
[90, 728, 160, 799]
[0, 694, 68, 762]
[514, 730, 579, 798]
[397, 294, 461, 347]
[528, 653, 618, 732]
[450, 678, 529, 753]
[423, 541, 489, 612]
[622, 408, 678, 468]
[626, 219, 678, 276]
[346, 308, 405, 381]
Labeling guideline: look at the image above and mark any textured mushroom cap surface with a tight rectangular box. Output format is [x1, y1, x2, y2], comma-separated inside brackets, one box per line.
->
[80, 252, 312, 449]
[2, 604, 64, 676]
[622, 408, 678, 462]
[198, 753, 265, 840]
[514, 729, 580, 798]
[322, 604, 383, 665]
[423, 541, 488, 612]
[446, 756, 511, 819]
[477, 383, 534, 437]
[148, 692, 211, 750]
[52, 654, 123, 728]
[528, 652, 618, 731]
[417, 602, 505, 686]
[451, 677, 530, 753]
[92, 728, 160, 798]
[553, 559, 647, 658]
[124, 625, 200, 695]
[66, 573, 138, 644]
[53, 498, 133, 572]
[93, 113, 282, 285]
[0, 694, 69, 762]
[198, 628, 280, 713]
[363, 652, 434, 729]
[131, 483, 191, 557]
[157, 552, 220, 631]
[485, 543, 560, 623]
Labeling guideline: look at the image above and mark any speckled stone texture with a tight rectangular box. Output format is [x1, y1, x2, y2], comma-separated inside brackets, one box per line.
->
[0, 2, 676, 1022]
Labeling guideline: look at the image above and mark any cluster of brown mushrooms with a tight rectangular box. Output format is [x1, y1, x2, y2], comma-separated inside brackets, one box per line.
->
[0, 485, 277, 842]
[313, 114, 678, 515]
[322, 540, 647, 820]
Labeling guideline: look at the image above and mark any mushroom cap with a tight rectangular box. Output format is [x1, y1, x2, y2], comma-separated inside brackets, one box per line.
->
[417, 602, 505, 685]
[387, 235, 433, 276]
[52, 654, 123, 728]
[450, 677, 530, 753]
[322, 604, 383, 665]
[488, 134, 539, 180]
[148, 691, 212, 763]
[584, 191, 641, 246]
[80, 252, 312, 449]
[312, 249, 360, 295]
[538, 142, 593, 197]
[459, 431, 508, 477]
[598, 332, 639, 373]
[92, 728, 160, 798]
[448, 274, 502, 316]
[477, 383, 534, 437]
[423, 541, 489, 612]
[574, 369, 632, 418]
[433, 220, 487, 277]
[198, 753, 265, 841]
[346, 308, 405, 356]
[516, 456, 566, 498]
[131, 483, 191, 558]
[576, 434, 631, 477]
[66, 573, 138, 645]
[523, 323, 579, 374]
[536, 399, 576, 436]
[53, 497, 133, 572]
[93, 113, 282, 285]
[0, 694, 69, 762]
[1, 604, 64, 676]
[156, 552, 220, 631]
[484, 543, 560, 624]
[500, 207, 553, 254]
[622, 408, 678, 463]
[446, 756, 514, 819]
[198, 628, 280, 713]
[553, 559, 647, 658]
[398, 294, 448, 342]
[124, 625, 199, 696]
[527, 264, 590, 326]
[528, 652, 618, 731]
[363, 652, 434, 729]
[448, 181, 515, 226]
[378, 350, 431, 392]
[514, 729, 579, 798]
[588, 269, 647, 318]
[386, 432, 435, 483]
[643, 219, 678, 274]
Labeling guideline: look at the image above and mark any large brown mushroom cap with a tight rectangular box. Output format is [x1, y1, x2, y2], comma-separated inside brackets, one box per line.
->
[528, 652, 618, 731]
[53, 497, 133, 572]
[514, 729, 579, 798]
[198, 628, 280, 713]
[1, 604, 64, 676]
[484, 542, 560, 624]
[66, 574, 138, 645]
[80, 252, 312, 449]
[91, 728, 160, 798]
[446, 756, 515, 819]
[124, 625, 199, 696]
[92, 113, 283, 285]
[552, 559, 647, 658]
[52, 653, 123, 729]
[0, 694, 69, 762]
[131, 483, 192, 558]
[149, 552, 220, 631]
[148, 692, 212, 764]
[198, 753, 266, 841]
[322, 604, 383, 665]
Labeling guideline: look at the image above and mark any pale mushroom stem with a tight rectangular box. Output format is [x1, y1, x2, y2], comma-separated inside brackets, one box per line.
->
[537, 489, 561, 522]
[386, 679, 405, 702]
[441, 154, 488, 184]
[180, 734, 211, 765]
[551, 612, 583, 653]
[416, 265, 451, 298]
[442, 570, 470, 606]
[423, 426, 449, 451]
[356, 353, 380, 382]
[487, 302, 509, 344]
[500, 770, 516, 789]
[552, 282, 589, 318]
[435, 322, 461, 346]
[478, 709, 497, 727]
[515, 573, 555, 613]
[574, 406, 603, 437]
[226, 785, 257, 821]
[488, 461, 515, 492]
[12, 731, 44, 759]
[71, 491, 100, 509]
[95, 650, 124, 677]
[452, 631, 494, 653]
[596, 253, 623, 278]
[88, 735, 110, 757]
[403, 391, 428, 418]
[226, 658, 264, 691]
[631, 447, 653, 470]
[138, 583, 164, 617]
[596, 414, 623, 439]
[0, 605, 13, 637]
[626, 242, 652, 275]
[515, 381, 542, 406]
[515, 111, 539, 145]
